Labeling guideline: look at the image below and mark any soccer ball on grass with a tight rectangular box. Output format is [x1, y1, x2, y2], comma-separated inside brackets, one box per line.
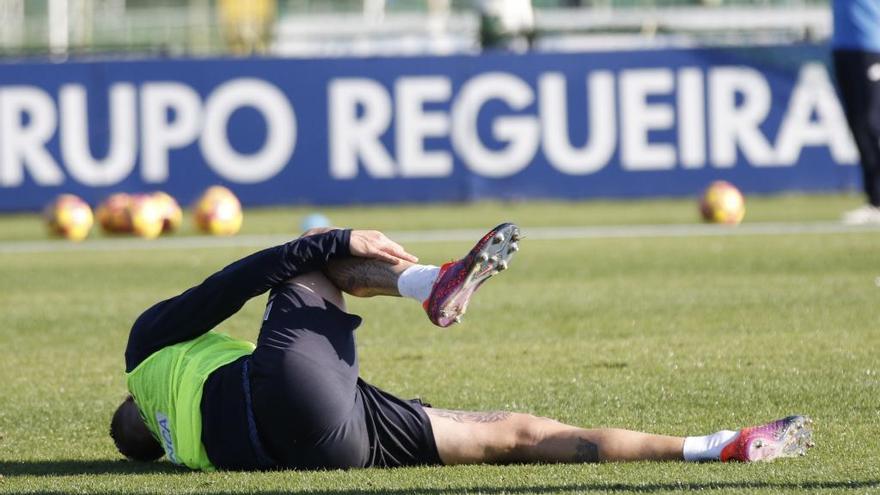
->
[97, 192, 170, 239]
[194, 185, 243, 236]
[150, 191, 183, 233]
[128, 194, 165, 239]
[699, 181, 745, 225]
[43, 194, 94, 242]
[96, 193, 133, 234]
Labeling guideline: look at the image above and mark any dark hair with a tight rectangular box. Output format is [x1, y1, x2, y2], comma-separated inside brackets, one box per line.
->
[110, 395, 164, 462]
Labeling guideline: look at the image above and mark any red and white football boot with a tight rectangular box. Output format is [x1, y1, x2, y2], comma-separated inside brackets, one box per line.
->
[423, 223, 520, 328]
[721, 415, 814, 462]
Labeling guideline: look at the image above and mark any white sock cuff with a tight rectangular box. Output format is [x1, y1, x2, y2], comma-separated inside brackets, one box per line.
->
[397, 264, 440, 304]
[682, 430, 738, 462]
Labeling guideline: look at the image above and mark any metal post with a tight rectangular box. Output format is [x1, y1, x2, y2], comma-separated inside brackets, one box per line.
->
[48, 0, 69, 55]
[0, 0, 24, 51]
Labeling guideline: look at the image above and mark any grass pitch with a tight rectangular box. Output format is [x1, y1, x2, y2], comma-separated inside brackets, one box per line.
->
[0, 195, 878, 494]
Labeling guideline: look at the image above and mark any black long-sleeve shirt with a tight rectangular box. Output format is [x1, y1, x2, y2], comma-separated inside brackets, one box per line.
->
[124, 229, 352, 469]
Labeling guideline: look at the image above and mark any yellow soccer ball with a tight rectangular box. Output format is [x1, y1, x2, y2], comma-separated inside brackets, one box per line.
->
[44, 194, 94, 242]
[194, 185, 243, 236]
[699, 181, 745, 225]
[151, 191, 183, 234]
[128, 194, 165, 239]
[96, 193, 133, 234]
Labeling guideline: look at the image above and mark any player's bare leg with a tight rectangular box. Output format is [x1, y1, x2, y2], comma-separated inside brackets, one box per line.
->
[296, 226, 413, 298]
[426, 409, 813, 465]
[324, 257, 411, 298]
[426, 409, 684, 464]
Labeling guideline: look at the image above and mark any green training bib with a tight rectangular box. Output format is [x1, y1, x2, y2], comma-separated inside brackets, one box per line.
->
[126, 331, 254, 471]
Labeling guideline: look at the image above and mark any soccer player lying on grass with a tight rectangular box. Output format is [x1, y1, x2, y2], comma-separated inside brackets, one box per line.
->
[111, 224, 814, 471]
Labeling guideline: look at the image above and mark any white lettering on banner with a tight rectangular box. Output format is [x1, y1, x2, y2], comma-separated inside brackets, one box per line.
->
[0, 86, 63, 186]
[620, 68, 676, 171]
[326, 64, 854, 180]
[452, 72, 539, 177]
[328, 78, 395, 179]
[140, 82, 202, 182]
[677, 68, 706, 169]
[0, 79, 296, 188]
[395, 77, 452, 177]
[539, 71, 615, 175]
[775, 63, 858, 165]
[708, 67, 776, 167]
[200, 78, 296, 183]
[0, 64, 859, 190]
[60, 84, 137, 186]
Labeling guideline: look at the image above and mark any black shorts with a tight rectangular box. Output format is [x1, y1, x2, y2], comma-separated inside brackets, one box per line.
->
[247, 281, 441, 469]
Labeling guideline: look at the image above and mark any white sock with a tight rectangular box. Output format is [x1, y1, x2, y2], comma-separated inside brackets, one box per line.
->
[397, 265, 440, 304]
[682, 430, 738, 462]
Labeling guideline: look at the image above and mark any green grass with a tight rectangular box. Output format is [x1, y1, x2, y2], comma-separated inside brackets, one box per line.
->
[0, 193, 868, 242]
[0, 195, 878, 494]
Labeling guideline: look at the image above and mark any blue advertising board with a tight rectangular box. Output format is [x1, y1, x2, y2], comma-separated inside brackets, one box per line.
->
[0, 45, 859, 211]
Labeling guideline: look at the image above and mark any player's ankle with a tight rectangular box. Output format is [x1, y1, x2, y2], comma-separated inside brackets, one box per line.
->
[397, 264, 440, 303]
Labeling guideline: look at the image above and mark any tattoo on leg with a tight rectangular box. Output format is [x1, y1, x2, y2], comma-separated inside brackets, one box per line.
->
[574, 438, 599, 463]
[428, 408, 512, 423]
[325, 258, 403, 297]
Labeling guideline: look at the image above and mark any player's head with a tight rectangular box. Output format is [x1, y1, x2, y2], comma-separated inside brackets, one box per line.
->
[110, 395, 164, 461]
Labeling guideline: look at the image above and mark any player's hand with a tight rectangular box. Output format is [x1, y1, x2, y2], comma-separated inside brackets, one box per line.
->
[349, 230, 419, 265]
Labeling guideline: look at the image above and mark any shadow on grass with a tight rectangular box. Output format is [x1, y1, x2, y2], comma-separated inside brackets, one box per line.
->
[0, 462, 877, 493]
[0, 459, 184, 476]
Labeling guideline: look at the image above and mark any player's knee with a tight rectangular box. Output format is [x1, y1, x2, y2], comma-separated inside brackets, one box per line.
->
[486, 413, 544, 460]
[513, 414, 548, 450]
[285, 272, 346, 309]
